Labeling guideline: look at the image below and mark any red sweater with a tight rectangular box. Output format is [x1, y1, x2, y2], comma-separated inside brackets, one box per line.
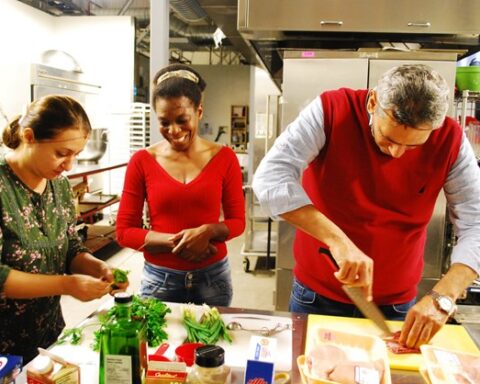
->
[116, 146, 245, 270]
[294, 89, 462, 304]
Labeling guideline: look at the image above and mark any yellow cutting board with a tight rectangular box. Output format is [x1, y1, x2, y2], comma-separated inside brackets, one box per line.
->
[305, 314, 479, 371]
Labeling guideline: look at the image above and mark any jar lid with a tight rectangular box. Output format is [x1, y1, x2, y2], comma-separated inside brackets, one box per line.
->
[31, 355, 53, 374]
[194, 345, 225, 368]
[114, 292, 133, 304]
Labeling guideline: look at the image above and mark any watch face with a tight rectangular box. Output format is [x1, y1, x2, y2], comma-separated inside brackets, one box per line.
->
[438, 296, 453, 312]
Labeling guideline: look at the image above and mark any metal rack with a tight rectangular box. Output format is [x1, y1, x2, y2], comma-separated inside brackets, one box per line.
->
[128, 102, 151, 155]
[455, 90, 480, 158]
[241, 185, 277, 274]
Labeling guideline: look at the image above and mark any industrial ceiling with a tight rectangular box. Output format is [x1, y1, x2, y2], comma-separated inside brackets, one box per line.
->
[17, 0, 256, 66]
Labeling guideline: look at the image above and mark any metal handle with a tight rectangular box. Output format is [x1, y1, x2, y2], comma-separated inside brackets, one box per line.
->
[407, 21, 431, 28]
[320, 20, 344, 26]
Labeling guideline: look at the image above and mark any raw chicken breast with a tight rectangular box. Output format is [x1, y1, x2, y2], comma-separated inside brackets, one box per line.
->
[328, 359, 385, 384]
[306, 344, 348, 379]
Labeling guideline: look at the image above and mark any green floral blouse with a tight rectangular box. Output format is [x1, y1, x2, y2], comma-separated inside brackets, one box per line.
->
[0, 155, 88, 362]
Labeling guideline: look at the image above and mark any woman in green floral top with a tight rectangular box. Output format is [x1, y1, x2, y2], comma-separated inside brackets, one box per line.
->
[0, 95, 119, 363]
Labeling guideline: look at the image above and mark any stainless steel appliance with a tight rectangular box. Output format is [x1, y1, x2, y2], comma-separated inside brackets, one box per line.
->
[31, 63, 102, 127]
[274, 50, 457, 310]
[238, 0, 480, 87]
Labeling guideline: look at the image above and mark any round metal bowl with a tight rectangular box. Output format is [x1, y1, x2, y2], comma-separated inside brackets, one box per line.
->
[77, 128, 108, 164]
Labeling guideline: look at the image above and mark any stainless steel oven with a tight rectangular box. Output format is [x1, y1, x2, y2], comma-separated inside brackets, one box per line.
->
[31, 63, 101, 127]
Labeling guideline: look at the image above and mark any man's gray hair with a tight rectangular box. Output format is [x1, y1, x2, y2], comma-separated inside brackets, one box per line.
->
[375, 64, 450, 129]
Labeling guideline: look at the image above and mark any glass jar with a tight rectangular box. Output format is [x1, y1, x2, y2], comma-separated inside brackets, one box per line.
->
[187, 345, 231, 384]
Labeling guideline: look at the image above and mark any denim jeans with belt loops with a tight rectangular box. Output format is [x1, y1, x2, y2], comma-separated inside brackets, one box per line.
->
[289, 277, 416, 320]
[140, 257, 233, 306]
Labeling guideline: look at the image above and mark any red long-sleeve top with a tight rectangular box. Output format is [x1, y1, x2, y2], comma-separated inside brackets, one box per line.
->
[116, 146, 245, 270]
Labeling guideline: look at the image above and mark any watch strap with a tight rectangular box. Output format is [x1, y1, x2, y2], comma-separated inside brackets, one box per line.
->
[427, 290, 457, 316]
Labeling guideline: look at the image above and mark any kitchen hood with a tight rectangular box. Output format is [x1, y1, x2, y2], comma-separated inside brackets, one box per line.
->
[237, 0, 480, 88]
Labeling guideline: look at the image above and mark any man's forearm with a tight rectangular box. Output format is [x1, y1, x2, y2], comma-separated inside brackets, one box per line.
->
[432, 263, 478, 300]
[280, 204, 348, 247]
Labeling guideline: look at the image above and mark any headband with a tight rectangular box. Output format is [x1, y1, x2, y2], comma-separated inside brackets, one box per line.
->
[156, 69, 199, 86]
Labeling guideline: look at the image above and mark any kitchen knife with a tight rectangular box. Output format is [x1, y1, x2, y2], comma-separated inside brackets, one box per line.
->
[319, 247, 393, 336]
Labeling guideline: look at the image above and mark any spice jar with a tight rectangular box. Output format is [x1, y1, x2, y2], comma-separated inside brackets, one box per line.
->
[187, 345, 231, 384]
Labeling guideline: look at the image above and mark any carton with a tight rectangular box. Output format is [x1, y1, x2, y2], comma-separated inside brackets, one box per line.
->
[26, 350, 79, 384]
[420, 344, 480, 384]
[145, 360, 187, 384]
[297, 328, 391, 384]
[0, 355, 22, 384]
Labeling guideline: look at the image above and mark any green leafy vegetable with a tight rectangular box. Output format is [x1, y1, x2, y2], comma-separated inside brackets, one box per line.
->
[92, 295, 171, 351]
[111, 268, 130, 289]
[182, 304, 232, 345]
[56, 327, 83, 345]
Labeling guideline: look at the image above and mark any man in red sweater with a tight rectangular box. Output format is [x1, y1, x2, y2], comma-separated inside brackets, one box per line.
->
[253, 64, 480, 348]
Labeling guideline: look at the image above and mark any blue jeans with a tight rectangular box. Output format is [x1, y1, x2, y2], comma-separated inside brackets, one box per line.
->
[289, 277, 415, 320]
[140, 258, 233, 306]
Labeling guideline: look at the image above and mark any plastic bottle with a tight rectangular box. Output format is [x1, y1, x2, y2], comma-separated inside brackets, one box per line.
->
[99, 292, 147, 384]
[187, 345, 231, 384]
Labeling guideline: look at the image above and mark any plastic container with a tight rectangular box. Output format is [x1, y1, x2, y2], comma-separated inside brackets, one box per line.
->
[456, 66, 480, 91]
[420, 344, 480, 384]
[297, 328, 391, 384]
[175, 343, 204, 367]
[187, 345, 231, 384]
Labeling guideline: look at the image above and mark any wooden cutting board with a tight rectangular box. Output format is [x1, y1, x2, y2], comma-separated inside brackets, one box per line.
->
[305, 314, 479, 371]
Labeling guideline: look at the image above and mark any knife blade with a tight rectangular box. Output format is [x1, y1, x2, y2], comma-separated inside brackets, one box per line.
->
[319, 247, 393, 336]
[342, 285, 393, 336]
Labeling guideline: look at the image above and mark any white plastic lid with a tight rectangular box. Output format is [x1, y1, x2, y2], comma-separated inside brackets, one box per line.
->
[31, 355, 53, 374]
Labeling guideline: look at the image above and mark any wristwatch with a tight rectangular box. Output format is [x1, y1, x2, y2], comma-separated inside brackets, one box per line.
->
[428, 290, 457, 316]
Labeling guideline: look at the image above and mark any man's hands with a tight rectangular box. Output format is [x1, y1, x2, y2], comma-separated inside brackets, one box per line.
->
[329, 241, 374, 301]
[399, 264, 476, 349]
[170, 224, 218, 262]
[399, 295, 448, 349]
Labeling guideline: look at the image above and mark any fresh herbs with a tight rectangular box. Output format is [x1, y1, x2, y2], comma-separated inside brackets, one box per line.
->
[111, 268, 130, 289]
[92, 295, 171, 351]
[182, 304, 232, 345]
[56, 327, 83, 345]
[131, 296, 171, 347]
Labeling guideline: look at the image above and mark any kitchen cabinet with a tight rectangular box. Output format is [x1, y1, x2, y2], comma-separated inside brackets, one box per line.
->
[240, 0, 480, 35]
[67, 162, 127, 253]
[230, 105, 249, 151]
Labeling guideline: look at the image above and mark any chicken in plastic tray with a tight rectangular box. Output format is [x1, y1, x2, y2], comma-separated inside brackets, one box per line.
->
[420, 345, 480, 384]
[297, 327, 392, 384]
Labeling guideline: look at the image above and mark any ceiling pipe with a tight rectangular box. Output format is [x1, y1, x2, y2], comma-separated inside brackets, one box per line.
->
[118, 0, 134, 16]
[169, 14, 216, 40]
[91, 7, 150, 21]
[169, 0, 207, 23]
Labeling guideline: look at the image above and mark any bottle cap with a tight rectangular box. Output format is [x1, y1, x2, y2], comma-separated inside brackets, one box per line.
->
[31, 355, 53, 374]
[194, 345, 225, 368]
[114, 292, 133, 304]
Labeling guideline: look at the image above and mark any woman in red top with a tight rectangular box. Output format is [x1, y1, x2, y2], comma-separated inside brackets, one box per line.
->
[116, 64, 245, 306]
